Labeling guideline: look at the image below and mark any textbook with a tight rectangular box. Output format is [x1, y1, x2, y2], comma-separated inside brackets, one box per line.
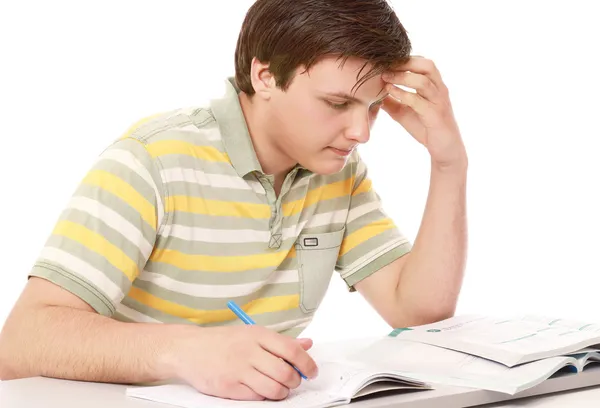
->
[126, 360, 431, 408]
[387, 315, 600, 367]
[348, 336, 600, 395]
[343, 314, 600, 394]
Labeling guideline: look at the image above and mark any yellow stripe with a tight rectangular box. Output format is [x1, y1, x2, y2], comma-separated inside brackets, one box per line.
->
[340, 218, 395, 256]
[352, 178, 372, 196]
[52, 220, 139, 281]
[82, 170, 156, 229]
[166, 196, 271, 218]
[283, 177, 353, 217]
[119, 113, 164, 140]
[127, 287, 299, 324]
[146, 140, 230, 162]
[150, 246, 296, 272]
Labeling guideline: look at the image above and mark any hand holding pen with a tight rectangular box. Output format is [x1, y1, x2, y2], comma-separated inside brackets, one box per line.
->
[227, 300, 309, 380]
[155, 304, 318, 401]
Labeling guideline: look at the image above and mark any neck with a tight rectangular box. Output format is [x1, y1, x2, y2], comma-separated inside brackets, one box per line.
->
[238, 92, 296, 179]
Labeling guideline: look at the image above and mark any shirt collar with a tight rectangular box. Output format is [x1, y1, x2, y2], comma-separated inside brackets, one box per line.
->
[210, 77, 308, 177]
[210, 77, 263, 177]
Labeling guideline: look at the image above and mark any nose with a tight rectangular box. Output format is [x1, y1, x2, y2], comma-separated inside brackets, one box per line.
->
[344, 109, 371, 144]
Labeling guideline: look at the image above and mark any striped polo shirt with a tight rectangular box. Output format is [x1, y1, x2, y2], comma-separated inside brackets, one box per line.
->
[29, 78, 412, 337]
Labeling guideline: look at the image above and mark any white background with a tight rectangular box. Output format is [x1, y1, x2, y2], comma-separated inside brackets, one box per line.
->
[0, 0, 598, 343]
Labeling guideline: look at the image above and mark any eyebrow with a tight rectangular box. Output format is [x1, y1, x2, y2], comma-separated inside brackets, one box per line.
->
[323, 91, 389, 105]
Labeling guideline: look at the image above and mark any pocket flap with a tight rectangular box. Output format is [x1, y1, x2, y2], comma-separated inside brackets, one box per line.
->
[296, 227, 346, 250]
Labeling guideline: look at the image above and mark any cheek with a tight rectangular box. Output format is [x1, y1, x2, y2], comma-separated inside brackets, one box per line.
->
[275, 96, 342, 150]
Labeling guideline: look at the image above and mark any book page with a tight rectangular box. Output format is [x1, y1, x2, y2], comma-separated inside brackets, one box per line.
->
[347, 337, 578, 395]
[305, 361, 425, 400]
[389, 315, 600, 366]
[520, 315, 600, 333]
[126, 361, 420, 408]
[127, 383, 338, 408]
[573, 351, 600, 368]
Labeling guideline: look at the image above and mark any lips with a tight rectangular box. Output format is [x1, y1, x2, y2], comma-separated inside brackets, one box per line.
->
[329, 146, 355, 156]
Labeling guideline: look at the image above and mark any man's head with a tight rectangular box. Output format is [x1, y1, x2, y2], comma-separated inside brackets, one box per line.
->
[234, 0, 411, 175]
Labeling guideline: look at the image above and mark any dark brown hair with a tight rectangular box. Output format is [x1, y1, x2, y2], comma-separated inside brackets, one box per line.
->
[234, 0, 412, 95]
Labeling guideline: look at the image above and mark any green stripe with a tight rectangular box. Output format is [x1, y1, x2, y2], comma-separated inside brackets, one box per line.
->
[30, 264, 116, 316]
[61, 208, 148, 261]
[132, 113, 196, 143]
[161, 235, 298, 256]
[299, 223, 347, 235]
[165, 181, 265, 203]
[148, 130, 224, 150]
[158, 155, 236, 174]
[132, 279, 299, 310]
[116, 138, 167, 208]
[284, 170, 352, 202]
[189, 107, 217, 129]
[43, 235, 135, 287]
[73, 184, 157, 237]
[345, 207, 392, 236]
[344, 242, 411, 290]
[159, 213, 269, 232]
[144, 262, 299, 285]
[119, 296, 311, 328]
[91, 159, 157, 206]
[339, 228, 406, 267]
[348, 189, 380, 209]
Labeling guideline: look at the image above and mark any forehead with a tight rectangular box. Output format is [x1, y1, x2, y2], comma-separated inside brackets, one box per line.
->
[292, 56, 386, 100]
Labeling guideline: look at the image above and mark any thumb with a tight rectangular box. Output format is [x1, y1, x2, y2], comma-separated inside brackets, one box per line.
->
[296, 337, 313, 350]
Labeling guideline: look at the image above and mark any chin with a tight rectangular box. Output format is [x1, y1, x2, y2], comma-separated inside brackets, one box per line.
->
[302, 157, 349, 175]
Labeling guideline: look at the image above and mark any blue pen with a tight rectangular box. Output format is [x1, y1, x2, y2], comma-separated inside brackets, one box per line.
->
[227, 300, 308, 380]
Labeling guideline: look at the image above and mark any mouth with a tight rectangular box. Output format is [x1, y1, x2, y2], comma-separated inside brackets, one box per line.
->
[328, 146, 355, 157]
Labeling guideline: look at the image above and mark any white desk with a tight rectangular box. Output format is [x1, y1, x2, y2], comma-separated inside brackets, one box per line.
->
[3, 338, 600, 407]
[2, 371, 600, 408]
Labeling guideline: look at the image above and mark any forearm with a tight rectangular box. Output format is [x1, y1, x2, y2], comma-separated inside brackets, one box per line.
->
[396, 159, 468, 321]
[0, 305, 186, 382]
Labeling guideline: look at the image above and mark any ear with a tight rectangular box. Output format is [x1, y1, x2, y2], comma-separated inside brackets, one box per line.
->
[248, 57, 276, 100]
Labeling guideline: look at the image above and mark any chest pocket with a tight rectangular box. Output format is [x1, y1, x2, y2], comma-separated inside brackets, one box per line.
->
[295, 227, 345, 314]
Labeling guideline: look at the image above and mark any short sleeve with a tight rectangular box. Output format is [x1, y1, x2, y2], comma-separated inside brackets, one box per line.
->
[336, 154, 412, 290]
[29, 137, 166, 316]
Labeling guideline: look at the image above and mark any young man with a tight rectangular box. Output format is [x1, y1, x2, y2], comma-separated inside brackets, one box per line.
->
[0, 0, 467, 402]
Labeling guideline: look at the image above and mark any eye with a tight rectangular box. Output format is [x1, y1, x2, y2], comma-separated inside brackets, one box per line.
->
[326, 100, 350, 110]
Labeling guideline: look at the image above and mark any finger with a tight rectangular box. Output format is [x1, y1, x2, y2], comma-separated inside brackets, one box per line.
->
[383, 71, 438, 102]
[252, 348, 302, 390]
[381, 96, 415, 118]
[296, 338, 313, 350]
[381, 97, 424, 140]
[391, 56, 445, 90]
[386, 84, 432, 117]
[259, 333, 319, 379]
[242, 368, 290, 401]
[225, 383, 265, 401]
[198, 379, 265, 401]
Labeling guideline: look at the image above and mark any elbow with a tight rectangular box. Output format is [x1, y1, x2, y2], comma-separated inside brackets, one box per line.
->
[0, 328, 30, 381]
[388, 304, 456, 329]
[0, 338, 16, 380]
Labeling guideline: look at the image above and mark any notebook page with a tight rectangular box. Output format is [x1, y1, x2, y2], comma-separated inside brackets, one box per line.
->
[389, 315, 600, 366]
[126, 361, 380, 408]
[348, 337, 577, 395]
[127, 384, 339, 408]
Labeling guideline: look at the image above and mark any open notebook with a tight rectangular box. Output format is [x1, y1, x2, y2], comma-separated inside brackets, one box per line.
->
[126, 360, 430, 408]
[388, 315, 600, 367]
[342, 314, 600, 395]
[347, 336, 600, 395]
